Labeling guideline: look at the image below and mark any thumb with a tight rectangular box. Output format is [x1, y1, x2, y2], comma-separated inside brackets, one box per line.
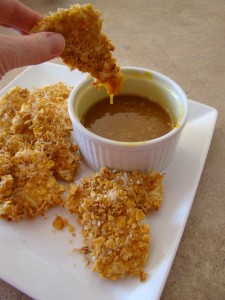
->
[0, 32, 65, 77]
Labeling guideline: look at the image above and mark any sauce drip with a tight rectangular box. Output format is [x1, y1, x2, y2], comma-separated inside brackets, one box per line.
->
[81, 94, 174, 142]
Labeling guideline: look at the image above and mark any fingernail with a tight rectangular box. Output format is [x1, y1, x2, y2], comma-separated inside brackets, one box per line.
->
[47, 33, 65, 55]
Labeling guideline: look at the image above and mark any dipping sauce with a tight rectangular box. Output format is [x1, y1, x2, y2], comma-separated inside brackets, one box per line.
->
[81, 94, 175, 142]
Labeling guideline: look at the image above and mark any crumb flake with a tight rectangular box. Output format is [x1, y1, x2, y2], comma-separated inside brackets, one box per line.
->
[53, 215, 68, 230]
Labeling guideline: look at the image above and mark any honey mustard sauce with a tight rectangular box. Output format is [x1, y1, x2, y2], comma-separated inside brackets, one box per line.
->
[81, 94, 174, 142]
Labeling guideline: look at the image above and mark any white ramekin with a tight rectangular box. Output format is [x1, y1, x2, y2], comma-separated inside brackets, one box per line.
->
[68, 67, 189, 172]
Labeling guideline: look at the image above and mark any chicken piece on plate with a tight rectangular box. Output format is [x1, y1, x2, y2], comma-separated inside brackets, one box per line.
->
[29, 83, 80, 182]
[12, 82, 80, 182]
[32, 4, 125, 95]
[66, 167, 164, 281]
[0, 148, 65, 221]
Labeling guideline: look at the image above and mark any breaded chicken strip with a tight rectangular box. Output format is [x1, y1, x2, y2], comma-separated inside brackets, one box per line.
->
[12, 82, 80, 182]
[0, 148, 64, 221]
[32, 4, 125, 95]
[0, 83, 79, 221]
[30, 83, 80, 182]
[0, 86, 30, 133]
[66, 167, 164, 281]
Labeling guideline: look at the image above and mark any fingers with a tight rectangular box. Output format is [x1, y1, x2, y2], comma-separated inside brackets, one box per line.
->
[0, 32, 65, 77]
[0, 0, 42, 33]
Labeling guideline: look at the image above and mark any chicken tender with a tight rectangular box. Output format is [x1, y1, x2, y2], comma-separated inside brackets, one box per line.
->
[66, 167, 164, 280]
[0, 82, 79, 221]
[32, 4, 125, 95]
[12, 82, 80, 182]
[0, 131, 64, 221]
[0, 148, 64, 221]
[30, 83, 80, 182]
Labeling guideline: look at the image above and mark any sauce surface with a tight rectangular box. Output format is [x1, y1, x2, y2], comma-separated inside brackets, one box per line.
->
[81, 94, 174, 142]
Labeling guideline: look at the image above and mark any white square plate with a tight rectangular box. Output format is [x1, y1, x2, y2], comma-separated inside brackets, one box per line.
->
[0, 63, 218, 300]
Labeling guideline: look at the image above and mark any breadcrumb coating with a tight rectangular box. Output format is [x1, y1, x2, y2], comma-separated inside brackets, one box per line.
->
[32, 4, 125, 95]
[30, 83, 79, 182]
[0, 130, 30, 156]
[12, 83, 80, 182]
[0, 86, 30, 133]
[0, 151, 11, 176]
[0, 148, 64, 221]
[11, 101, 35, 144]
[0, 83, 80, 221]
[66, 167, 164, 280]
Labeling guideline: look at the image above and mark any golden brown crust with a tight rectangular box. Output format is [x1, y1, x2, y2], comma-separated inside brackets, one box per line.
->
[67, 167, 164, 280]
[32, 4, 125, 95]
[0, 86, 30, 133]
[12, 82, 80, 182]
[0, 148, 64, 221]
[0, 83, 80, 221]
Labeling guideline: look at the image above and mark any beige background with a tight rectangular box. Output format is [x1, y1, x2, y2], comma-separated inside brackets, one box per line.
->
[0, 0, 225, 299]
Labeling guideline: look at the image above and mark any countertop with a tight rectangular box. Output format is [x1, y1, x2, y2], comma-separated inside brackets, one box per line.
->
[0, 0, 224, 299]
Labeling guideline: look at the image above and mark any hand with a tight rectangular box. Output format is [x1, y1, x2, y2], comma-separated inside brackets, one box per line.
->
[0, 0, 65, 78]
